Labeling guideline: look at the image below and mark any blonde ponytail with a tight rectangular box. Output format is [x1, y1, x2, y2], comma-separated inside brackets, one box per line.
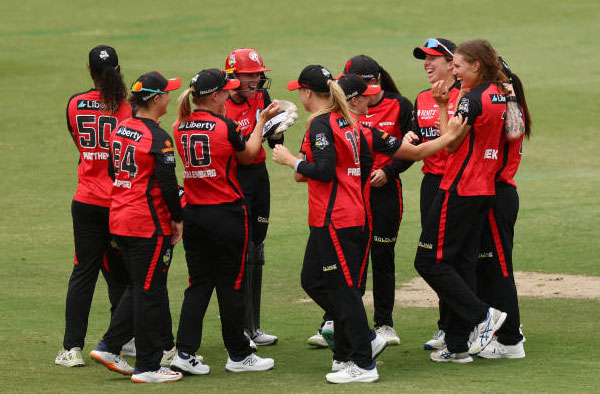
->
[307, 80, 356, 128]
[175, 88, 194, 125]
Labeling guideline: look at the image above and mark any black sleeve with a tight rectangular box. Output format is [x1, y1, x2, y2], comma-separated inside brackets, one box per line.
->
[412, 96, 423, 142]
[107, 147, 116, 181]
[370, 127, 402, 156]
[148, 123, 183, 222]
[455, 92, 481, 126]
[397, 96, 414, 135]
[225, 118, 246, 151]
[296, 116, 335, 182]
[359, 130, 373, 188]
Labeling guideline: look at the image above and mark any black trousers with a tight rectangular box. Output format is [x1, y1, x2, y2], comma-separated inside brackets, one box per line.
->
[63, 200, 128, 350]
[370, 178, 402, 328]
[102, 235, 173, 372]
[175, 203, 252, 359]
[419, 173, 450, 332]
[237, 162, 270, 333]
[301, 225, 372, 369]
[414, 190, 491, 353]
[478, 183, 523, 345]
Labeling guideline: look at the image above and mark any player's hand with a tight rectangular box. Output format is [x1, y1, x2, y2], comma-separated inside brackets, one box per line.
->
[258, 101, 281, 123]
[170, 220, 183, 245]
[272, 144, 296, 168]
[370, 169, 388, 187]
[447, 113, 469, 139]
[403, 131, 420, 144]
[432, 81, 449, 105]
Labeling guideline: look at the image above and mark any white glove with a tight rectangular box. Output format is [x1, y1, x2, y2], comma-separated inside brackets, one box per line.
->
[262, 100, 298, 140]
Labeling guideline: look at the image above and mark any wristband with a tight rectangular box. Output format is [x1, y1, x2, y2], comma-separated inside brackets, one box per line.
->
[506, 96, 517, 102]
[294, 159, 304, 172]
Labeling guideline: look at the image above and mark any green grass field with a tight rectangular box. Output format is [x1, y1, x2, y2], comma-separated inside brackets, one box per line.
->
[1, 0, 599, 392]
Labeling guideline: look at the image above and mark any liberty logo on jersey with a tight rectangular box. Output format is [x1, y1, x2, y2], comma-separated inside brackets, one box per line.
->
[115, 126, 143, 142]
[489, 94, 506, 103]
[77, 100, 106, 110]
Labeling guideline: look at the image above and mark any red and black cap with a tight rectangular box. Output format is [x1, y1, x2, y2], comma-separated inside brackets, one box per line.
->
[189, 68, 240, 97]
[131, 71, 181, 101]
[89, 45, 119, 74]
[343, 55, 381, 81]
[336, 73, 381, 100]
[287, 65, 333, 93]
[413, 38, 456, 59]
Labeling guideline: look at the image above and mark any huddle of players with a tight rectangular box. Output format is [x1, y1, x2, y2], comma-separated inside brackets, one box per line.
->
[56, 38, 530, 384]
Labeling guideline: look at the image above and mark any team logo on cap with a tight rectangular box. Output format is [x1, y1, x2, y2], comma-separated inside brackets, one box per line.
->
[99, 50, 109, 60]
[228, 54, 236, 67]
[321, 68, 331, 78]
[249, 52, 260, 62]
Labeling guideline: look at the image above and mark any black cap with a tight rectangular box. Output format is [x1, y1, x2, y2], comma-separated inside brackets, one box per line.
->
[189, 68, 240, 97]
[89, 45, 119, 74]
[343, 55, 381, 81]
[287, 65, 333, 93]
[131, 71, 181, 101]
[413, 38, 456, 59]
[336, 73, 381, 100]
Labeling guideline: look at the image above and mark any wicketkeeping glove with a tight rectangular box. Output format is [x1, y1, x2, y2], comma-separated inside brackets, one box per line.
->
[262, 100, 298, 141]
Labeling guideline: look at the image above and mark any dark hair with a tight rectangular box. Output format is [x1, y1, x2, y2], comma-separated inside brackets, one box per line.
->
[455, 40, 508, 92]
[126, 91, 149, 109]
[378, 67, 400, 95]
[92, 66, 127, 113]
[499, 58, 532, 138]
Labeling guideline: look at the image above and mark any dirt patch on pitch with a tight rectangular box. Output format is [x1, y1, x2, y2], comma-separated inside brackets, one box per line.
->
[358, 272, 600, 308]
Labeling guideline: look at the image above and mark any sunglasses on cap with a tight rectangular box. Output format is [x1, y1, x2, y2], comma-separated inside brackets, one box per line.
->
[131, 82, 167, 95]
[424, 38, 454, 57]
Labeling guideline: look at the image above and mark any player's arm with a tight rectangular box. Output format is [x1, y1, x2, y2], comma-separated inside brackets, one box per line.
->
[236, 101, 280, 164]
[150, 130, 183, 243]
[503, 84, 525, 141]
[66, 101, 79, 148]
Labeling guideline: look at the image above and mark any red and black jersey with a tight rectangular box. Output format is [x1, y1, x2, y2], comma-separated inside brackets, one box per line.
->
[357, 119, 403, 229]
[413, 82, 461, 175]
[298, 113, 371, 229]
[225, 90, 271, 164]
[109, 116, 182, 238]
[440, 82, 506, 196]
[358, 91, 413, 171]
[173, 110, 246, 205]
[66, 89, 132, 207]
[495, 133, 524, 188]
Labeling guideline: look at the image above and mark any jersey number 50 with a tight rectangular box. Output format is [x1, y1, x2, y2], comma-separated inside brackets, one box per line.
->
[76, 115, 117, 149]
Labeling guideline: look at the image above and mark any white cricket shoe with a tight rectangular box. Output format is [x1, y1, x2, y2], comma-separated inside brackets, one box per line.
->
[375, 325, 400, 345]
[252, 329, 278, 346]
[131, 367, 183, 383]
[55, 347, 85, 367]
[468, 307, 507, 355]
[325, 362, 379, 384]
[430, 347, 473, 363]
[478, 338, 525, 359]
[225, 353, 274, 372]
[371, 332, 388, 359]
[160, 346, 177, 367]
[170, 352, 210, 375]
[307, 330, 328, 348]
[121, 338, 136, 357]
[90, 349, 134, 375]
[331, 359, 350, 372]
[424, 329, 446, 350]
[321, 320, 335, 350]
